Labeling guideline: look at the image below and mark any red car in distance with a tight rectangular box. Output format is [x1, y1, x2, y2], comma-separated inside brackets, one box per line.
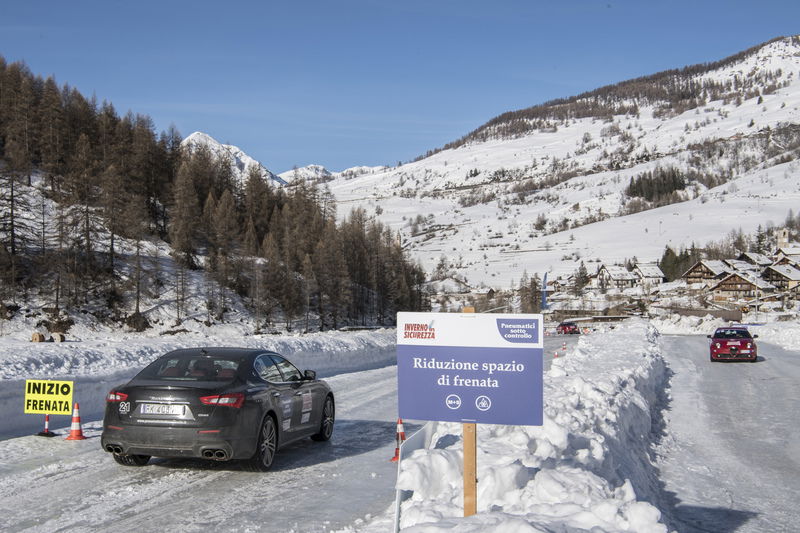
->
[556, 321, 581, 334]
[708, 326, 758, 362]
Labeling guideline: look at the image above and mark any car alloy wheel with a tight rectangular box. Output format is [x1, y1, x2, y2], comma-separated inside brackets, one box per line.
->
[259, 416, 277, 469]
[312, 396, 335, 442]
[244, 415, 277, 472]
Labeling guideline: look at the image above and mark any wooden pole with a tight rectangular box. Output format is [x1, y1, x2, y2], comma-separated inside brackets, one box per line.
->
[462, 306, 477, 516]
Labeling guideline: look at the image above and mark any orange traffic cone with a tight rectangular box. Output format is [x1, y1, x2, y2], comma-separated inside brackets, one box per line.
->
[65, 403, 86, 440]
[554, 351, 559, 358]
[390, 418, 406, 462]
[562, 341, 567, 351]
[37, 414, 56, 437]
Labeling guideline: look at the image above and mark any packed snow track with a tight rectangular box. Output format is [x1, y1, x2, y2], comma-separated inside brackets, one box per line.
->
[659, 335, 800, 533]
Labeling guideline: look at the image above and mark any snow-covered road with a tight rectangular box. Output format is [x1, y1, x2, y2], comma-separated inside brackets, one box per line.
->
[0, 366, 404, 533]
[658, 335, 800, 533]
[0, 334, 566, 532]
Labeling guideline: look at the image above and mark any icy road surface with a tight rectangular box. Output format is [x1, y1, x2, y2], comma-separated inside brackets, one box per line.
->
[0, 366, 404, 533]
[658, 335, 800, 533]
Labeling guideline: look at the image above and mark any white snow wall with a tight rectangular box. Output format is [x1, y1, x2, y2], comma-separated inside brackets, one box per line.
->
[396, 320, 671, 532]
[0, 328, 397, 439]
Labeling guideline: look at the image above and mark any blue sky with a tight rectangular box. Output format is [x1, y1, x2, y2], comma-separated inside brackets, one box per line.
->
[2, 1, 799, 173]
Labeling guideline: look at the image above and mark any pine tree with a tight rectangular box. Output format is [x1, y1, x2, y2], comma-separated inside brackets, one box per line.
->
[314, 222, 350, 330]
[212, 189, 239, 255]
[63, 133, 101, 283]
[530, 273, 542, 313]
[38, 76, 66, 183]
[174, 264, 188, 324]
[260, 232, 285, 326]
[168, 160, 200, 266]
[301, 253, 317, 332]
[243, 217, 259, 256]
[518, 271, 532, 313]
[100, 164, 127, 277]
[572, 262, 589, 296]
[243, 164, 272, 242]
[658, 246, 679, 281]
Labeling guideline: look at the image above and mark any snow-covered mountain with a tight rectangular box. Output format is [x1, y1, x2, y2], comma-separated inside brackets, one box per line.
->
[277, 164, 333, 184]
[181, 131, 287, 186]
[321, 36, 800, 289]
[276, 164, 389, 185]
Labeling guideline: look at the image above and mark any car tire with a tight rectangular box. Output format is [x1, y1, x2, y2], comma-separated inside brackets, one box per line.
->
[112, 453, 150, 466]
[311, 395, 335, 442]
[244, 415, 277, 472]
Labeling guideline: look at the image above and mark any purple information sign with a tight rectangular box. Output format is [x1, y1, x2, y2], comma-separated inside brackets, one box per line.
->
[397, 313, 543, 426]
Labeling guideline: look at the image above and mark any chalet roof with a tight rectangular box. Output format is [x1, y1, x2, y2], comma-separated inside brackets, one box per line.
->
[635, 263, 664, 278]
[683, 260, 729, 278]
[601, 265, 637, 281]
[737, 252, 772, 266]
[723, 259, 760, 272]
[711, 271, 775, 292]
[702, 260, 730, 276]
[776, 247, 800, 257]
[765, 264, 800, 281]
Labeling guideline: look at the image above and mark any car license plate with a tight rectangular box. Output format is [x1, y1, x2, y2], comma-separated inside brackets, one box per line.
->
[728, 341, 740, 345]
[140, 403, 184, 415]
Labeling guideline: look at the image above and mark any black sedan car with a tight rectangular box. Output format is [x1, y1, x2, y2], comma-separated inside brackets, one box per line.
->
[101, 347, 334, 471]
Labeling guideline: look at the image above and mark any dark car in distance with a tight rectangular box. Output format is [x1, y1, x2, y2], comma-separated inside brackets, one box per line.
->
[101, 348, 334, 471]
[708, 326, 758, 362]
[556, 321, 581, 334]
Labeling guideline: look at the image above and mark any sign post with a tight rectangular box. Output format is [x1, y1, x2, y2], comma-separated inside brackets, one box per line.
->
[462, 307, 477, 517]
[397, 311, 543, 516]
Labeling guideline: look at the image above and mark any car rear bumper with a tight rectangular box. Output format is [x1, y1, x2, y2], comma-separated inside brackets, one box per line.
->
[101, 424, 254, 460]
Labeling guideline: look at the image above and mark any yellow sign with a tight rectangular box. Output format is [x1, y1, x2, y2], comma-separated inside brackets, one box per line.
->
[24, 380, 74, 415]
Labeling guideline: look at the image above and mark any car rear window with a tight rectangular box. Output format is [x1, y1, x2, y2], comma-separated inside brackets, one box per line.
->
[137, 354, 245, 382]
[715, 329, 752, 339]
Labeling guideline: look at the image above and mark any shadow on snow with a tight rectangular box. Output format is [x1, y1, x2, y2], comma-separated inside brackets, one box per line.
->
[146, 418, 420, 473]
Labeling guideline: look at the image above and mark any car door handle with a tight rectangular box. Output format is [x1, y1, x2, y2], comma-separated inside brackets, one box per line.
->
[294, 391, 305, 396]
[271, 392, 281, 398]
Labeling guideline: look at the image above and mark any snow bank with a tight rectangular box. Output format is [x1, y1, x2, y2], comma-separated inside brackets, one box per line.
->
[0, 327, 396, 381]
[649, 313, 800, 351]
[394, 320, 669, 532]
[746, 321, 800, 351]
[648, 314, 727, 335]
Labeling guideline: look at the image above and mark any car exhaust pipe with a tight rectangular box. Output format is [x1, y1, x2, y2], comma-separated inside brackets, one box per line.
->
[202, 449, 228, 461]
[202, 449, 229, 460]
[106, 445, 124, 454]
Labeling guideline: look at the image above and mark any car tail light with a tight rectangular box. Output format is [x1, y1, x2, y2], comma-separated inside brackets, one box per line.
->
[107, 391, 128, 402]
[747, 343, 752, 349]
[715, 343, 721, 349]
[200, 393, 244, 408]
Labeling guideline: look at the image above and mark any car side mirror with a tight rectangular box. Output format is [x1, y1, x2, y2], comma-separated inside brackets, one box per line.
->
[706, 335, 711, 338]
[753, 334, 758, 338]
[303, 369, 317, 381]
